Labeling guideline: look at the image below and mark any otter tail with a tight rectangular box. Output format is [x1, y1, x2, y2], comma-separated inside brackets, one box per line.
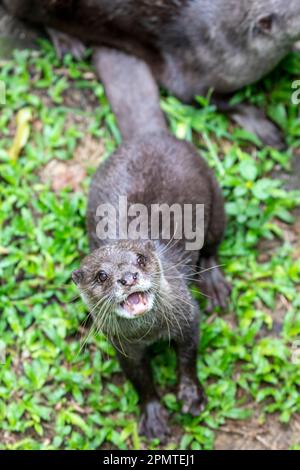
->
[93, 47, 168, 140]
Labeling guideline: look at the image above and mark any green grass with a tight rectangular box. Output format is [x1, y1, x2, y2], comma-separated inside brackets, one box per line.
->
[0, 42, 300, 450]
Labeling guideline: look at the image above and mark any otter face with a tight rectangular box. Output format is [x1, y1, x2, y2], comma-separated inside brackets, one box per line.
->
[220, 0, 300, 85]
[185, 0, 300, 93]
[72, 240, 161, 321]
[250, 1, 300, 49]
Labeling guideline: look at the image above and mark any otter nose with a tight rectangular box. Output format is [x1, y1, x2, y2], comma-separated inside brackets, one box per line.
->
[119, 272, 138, 286]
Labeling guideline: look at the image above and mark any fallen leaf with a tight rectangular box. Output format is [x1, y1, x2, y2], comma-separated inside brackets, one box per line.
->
[8, 107, 32, 161]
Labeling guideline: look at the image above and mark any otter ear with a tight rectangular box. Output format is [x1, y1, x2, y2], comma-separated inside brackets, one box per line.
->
[72, 269, 85, 285]
[256, 14, 276, 34]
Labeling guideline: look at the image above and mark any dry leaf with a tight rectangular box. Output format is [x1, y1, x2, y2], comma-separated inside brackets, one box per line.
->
[9, 107, 32, 161]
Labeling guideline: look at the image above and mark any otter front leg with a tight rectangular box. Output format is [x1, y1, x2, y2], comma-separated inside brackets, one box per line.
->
[47, 28, 86, 60]
[212, 96, 285, 150]
[175, 319, 206, 416]
[230, 104, 286, 150]
[116, 347, 170, 442]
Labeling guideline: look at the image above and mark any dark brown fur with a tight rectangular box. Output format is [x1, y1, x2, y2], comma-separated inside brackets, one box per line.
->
[4, 0, 300, 147]
[72, 48, 231, 440]
[75, 131, 229, 440]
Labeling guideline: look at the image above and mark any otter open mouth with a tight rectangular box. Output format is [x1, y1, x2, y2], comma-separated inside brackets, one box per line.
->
[119, 291, 153, 318]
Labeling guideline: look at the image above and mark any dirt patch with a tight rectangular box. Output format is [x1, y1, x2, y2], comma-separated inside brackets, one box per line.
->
[215, 409, 300, 450]
[40, 134, 104, 191]
[73, 134, 105, 169]
[40, 159, 86, 192]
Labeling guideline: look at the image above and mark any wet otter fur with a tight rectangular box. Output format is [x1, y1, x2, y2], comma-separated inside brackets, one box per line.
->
[72, 48, 231, 440]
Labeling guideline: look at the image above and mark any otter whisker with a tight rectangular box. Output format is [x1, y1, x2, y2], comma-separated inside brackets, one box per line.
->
[109, 316, 131, 358]
[150, 278, 196, 311]
[157, 238, 181, 259]
[198, 264, 225, 275]
[94, 297, 118, 361]
[152, 290, 172, 344]
[150, 279, 193, 330]
[78, 294, 112, 356]
[62, 285, 95, 305]
[94, 294, 114, 335]
[156, 223, 181, 256]
[151, 258, 199, 278]
[136, 309, 157, 341]
[153, 275, 214, 300]
[77, 297, 105, 354]
[77, 286, 108, 332]
[154, 289, 185, 341]
[156, 290, 185, 341]
[112, 316, 128, 357]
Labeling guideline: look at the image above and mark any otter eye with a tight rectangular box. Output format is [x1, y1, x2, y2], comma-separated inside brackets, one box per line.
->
[137, 254, 147, 267]
[96, 270, 108, 283]
[256, 14, 275, 34]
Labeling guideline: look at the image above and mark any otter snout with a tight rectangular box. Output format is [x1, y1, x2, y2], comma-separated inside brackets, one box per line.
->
[118, 271, 138, 287]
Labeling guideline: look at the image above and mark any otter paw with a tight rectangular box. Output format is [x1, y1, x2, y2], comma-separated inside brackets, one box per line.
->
[178, 380, 206, 417]
[47, 27, 86, 61]
[231, 104, 286, 150]
[197, 258, 232, 312]
[139, 401, 170, 442]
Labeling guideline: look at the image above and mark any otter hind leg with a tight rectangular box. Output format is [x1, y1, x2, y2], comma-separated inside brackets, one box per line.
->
[47, 27, 86, 60]
[196, 177, 232, 312]
[175, 317, 207, 416]
[197, 256, 232, 313]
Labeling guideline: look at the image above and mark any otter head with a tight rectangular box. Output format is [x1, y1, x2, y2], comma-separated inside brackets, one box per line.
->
[185, 0, 300, 92]
[72, 240, 163, 321]
[249, 0, 300, 50]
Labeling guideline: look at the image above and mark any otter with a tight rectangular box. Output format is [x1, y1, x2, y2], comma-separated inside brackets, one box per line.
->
[3, 0, 300, 148]
[72, 47, 231, 440]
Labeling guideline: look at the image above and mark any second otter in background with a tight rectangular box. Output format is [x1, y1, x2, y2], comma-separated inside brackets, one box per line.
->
[4, 0, 300, 148]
